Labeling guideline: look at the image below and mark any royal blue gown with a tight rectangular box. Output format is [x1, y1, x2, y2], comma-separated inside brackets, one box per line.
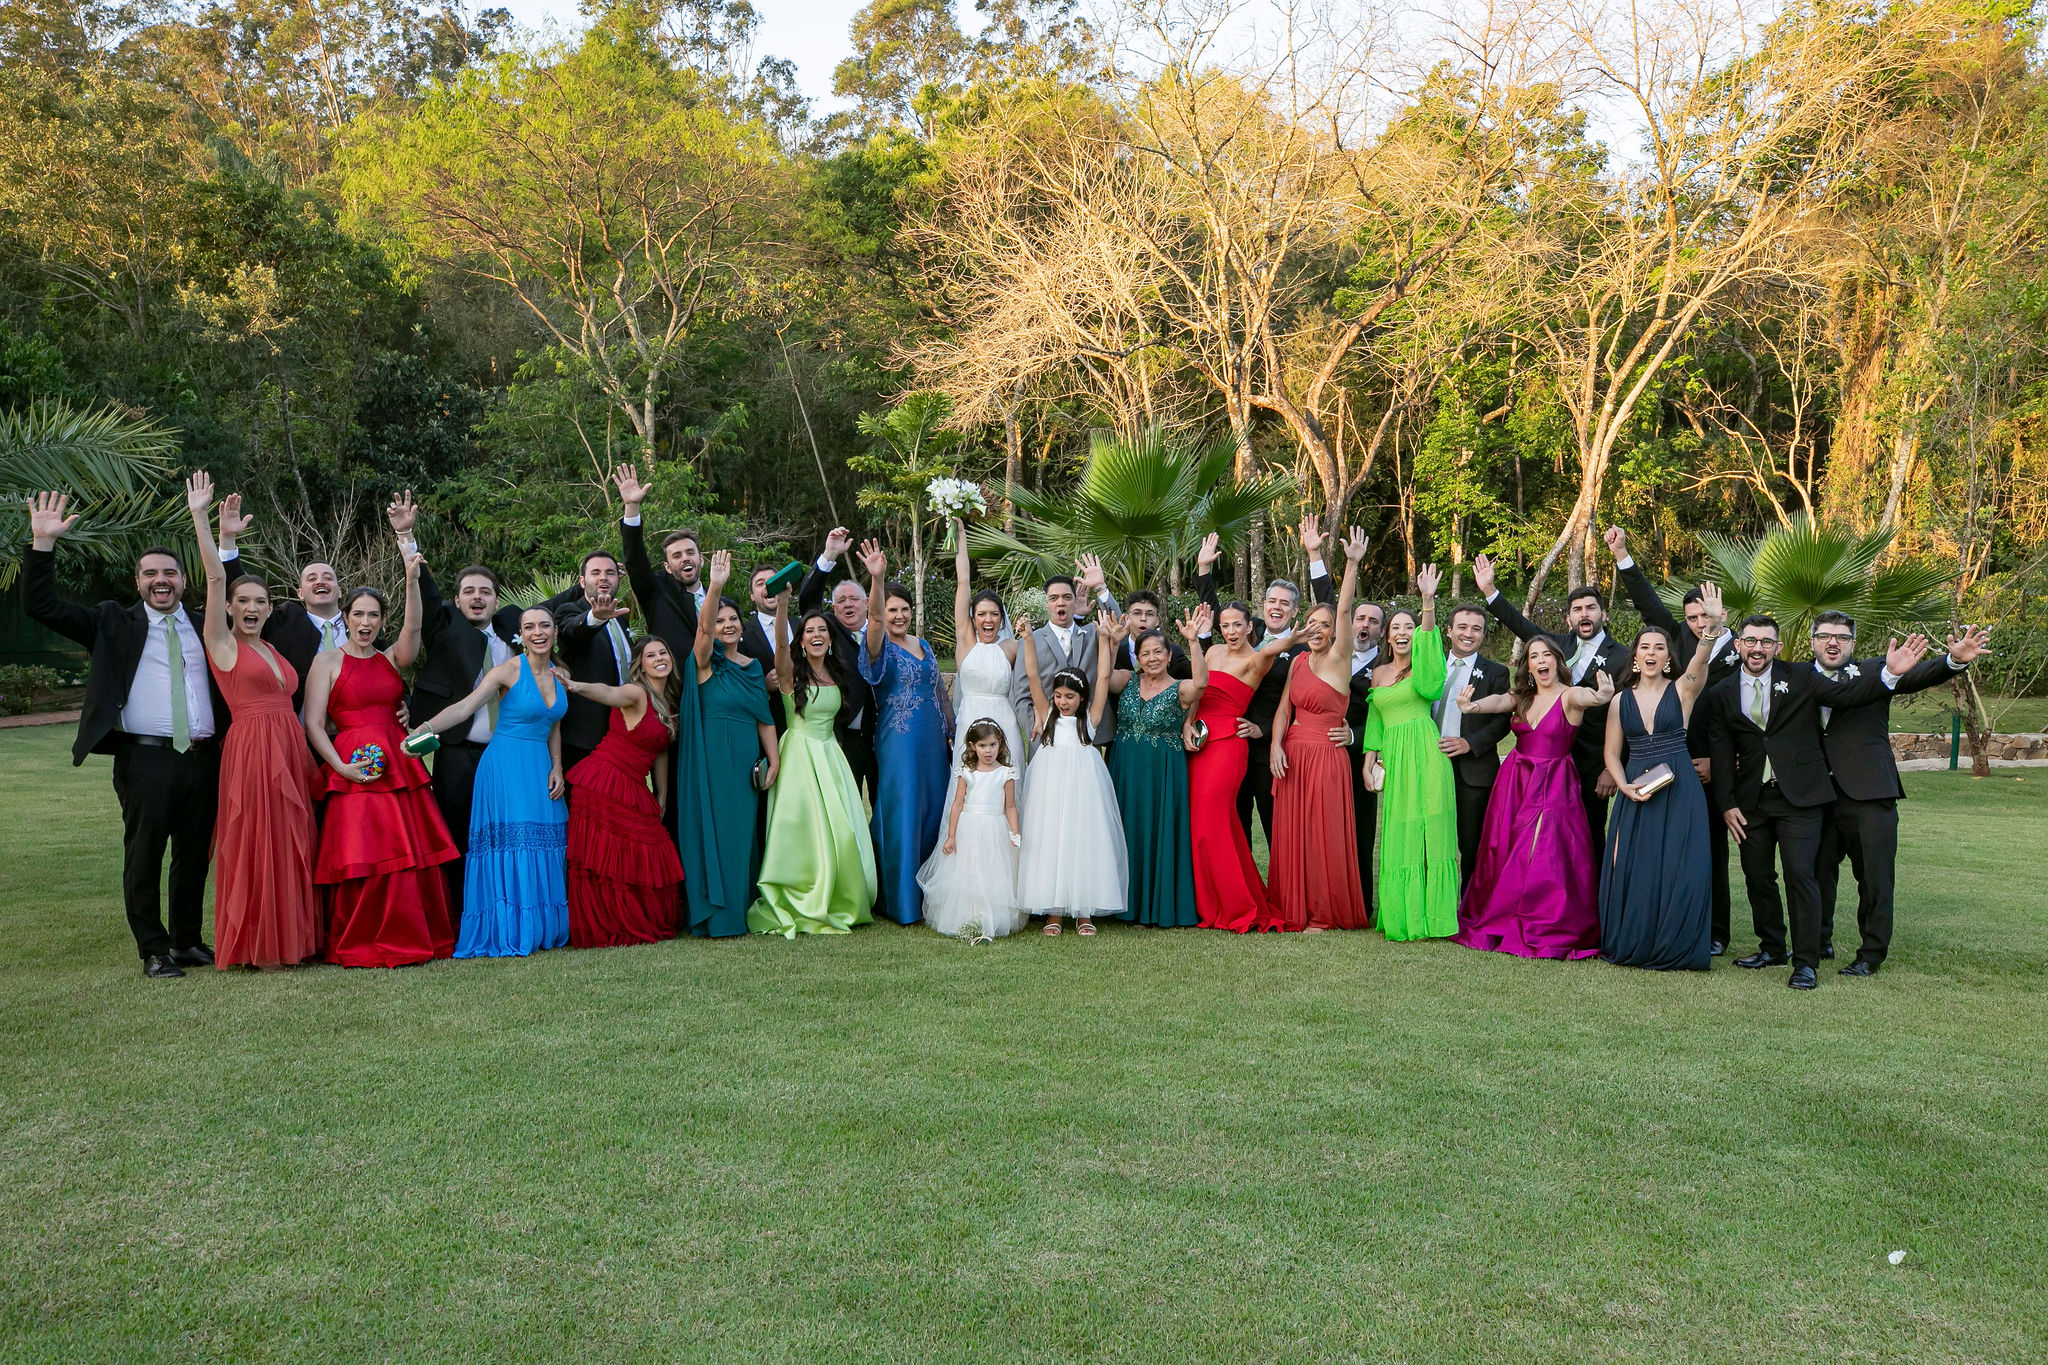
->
[1598, 684, 1712, 970]
[858, 636, 949, 924]
[456, 662, 570, 958]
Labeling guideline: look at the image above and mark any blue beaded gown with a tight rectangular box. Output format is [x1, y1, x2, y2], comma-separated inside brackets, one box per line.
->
[858, 636, 949, 924]
[1598, 683, 1712, 970]
[457, 660, 570, 958]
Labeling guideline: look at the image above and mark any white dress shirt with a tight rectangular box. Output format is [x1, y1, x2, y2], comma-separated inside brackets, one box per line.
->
[120, 607, 216, 740]
[307, 610, 345, 652]
[468, 627, 513, 744]
[755, 610, 779, 655]
[1047, 620, 1076, 659]
[1352, 644, 1379, 675]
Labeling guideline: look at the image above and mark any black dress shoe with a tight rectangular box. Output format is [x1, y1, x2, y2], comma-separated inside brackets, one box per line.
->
[1821, 944, 1835, 960]
[1710, 941, 1726, 957]
[1787, 966, 1817, 990]
[171, 943, 215, 967]
[1735, 950, 1787, 969]
[1839, 960, 1877, 977]
[144, 955, 185, 979]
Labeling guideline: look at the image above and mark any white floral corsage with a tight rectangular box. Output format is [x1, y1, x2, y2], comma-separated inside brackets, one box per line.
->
[1774, 680, 1790, 694]
[1843, 664, 1862, 678]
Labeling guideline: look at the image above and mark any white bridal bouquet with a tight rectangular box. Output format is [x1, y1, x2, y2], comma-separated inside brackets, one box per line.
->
[927, 476, 988, 520]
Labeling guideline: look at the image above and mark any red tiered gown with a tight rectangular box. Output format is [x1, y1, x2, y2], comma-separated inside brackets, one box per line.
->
[314, 651, 458, 967]
[209, 643, 321, 967]
[1260, 656, 1369, 931]
[566, 706, 684, 947]
[1187, 670, 1268, 932]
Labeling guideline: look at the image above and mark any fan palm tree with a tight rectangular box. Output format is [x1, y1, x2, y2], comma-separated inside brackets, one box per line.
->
[967, 425, 1295, 593]
[1663, 517, 1954, 657]
[0, 398, 181, 588]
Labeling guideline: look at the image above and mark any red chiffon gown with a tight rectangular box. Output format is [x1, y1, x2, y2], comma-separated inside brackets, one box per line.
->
[566, 706, 684, 947]
[1187, 670, 1268, 932]
[314, 651, 458, 966]
[209, 643, 321, 967]
[1261, 656, 1368, 931]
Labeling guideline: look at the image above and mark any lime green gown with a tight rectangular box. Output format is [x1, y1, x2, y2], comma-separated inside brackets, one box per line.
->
[748, 683, 879, 937]
[1361, 627, 1460, 940]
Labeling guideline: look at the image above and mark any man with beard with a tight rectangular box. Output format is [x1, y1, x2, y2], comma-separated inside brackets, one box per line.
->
[613, 463, 705, 650]
[1195, 519, 1337, 843]
[551, 549, 634, 779]
[384, 492, 523, 908]
[1473, 544, 1647, 850]
[796, 526, 877, 800]
[25, 492, 225, 978]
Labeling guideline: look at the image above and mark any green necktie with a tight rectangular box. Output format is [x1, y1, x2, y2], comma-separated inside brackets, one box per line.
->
[1748, 676, 1770, 783]
[164, 616, 190, 753]
[318, 617, 341, 652]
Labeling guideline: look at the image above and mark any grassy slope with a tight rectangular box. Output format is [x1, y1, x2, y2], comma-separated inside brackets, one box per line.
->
[1, 725, 2043, 1363]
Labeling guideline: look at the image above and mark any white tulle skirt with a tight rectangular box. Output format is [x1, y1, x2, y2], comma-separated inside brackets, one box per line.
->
[917, 808, 1026, 938]
[1015, 738, 1129, 917]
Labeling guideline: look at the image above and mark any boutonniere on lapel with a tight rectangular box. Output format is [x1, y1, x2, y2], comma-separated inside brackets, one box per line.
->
[1591, 654, 1606, 669]
[1843, 664, 1862, 678]
[1773, 680, 1790, 694]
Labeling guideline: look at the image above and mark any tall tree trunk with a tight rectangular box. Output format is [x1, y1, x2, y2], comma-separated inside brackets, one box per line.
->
[1001, 383, 1023, 533]
[1880, 426, 1919, 532]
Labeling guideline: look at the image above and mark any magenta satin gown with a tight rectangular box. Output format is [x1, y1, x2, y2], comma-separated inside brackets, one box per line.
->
[1453, 699, 1600, 959]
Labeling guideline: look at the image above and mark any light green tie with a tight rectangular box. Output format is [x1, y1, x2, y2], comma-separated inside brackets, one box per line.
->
[164, 616, 190, 753]
[1748, 676, 1770, 783]
[1570, 637, 1591, 677]
[317, 617, 341, 652]
[606, 618, 630, 681]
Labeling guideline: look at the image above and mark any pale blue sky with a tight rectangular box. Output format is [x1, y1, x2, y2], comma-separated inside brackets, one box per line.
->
[493, 0, 878, 110]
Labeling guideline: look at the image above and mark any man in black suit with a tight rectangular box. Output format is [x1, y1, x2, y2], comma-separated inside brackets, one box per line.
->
[1603, 526, 1743, 952]
[212, 542, 340, 713]
[1435, 603, 1513, 888]
[796, 527, 877, 800]
[1473, 544, 1645, 851]
[1704, 615, 1925, 989]
[612, 464, 706, 652]
[1112, 590, 1192, 679]
[1343, 599, 1384, 916]
[1195, 521, 1337, 842]
[1809, 613, 1988, 975]
[24, 492, 224, 978]
[551, 548, 634, 779]
[383, 493, 523, 905]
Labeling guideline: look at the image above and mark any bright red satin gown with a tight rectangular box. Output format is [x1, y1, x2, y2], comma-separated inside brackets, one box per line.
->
[1187, 670, 1267, 932]
[1260, 655, 1367, 931]
[566, 706, 684, 947]
[314, 651, 458, 967]
[209, 643, 321, 967]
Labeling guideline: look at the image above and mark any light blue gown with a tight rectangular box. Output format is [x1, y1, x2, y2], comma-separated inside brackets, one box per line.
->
[456, 662, 570, 958]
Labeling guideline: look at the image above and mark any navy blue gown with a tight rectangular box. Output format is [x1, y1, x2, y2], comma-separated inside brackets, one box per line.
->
[858, 636, 949, 924]
[1598, 684, 1712, 970]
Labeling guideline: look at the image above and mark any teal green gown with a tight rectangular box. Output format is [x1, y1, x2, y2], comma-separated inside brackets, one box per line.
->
[1108, 679, 1198, 926]
[677, 649, 772, 938]
[749, 683, 878, 937]
[1361, 627, 1459, 940]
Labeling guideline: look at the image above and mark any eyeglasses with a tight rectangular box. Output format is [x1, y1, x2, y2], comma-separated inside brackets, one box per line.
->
[1736, 636, 1780, 647]
[1811, 632, 1854, 644]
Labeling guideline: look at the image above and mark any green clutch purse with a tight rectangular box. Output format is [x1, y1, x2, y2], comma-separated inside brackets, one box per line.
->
[401, 727, 441, 758]
[764, 560, 806, 597]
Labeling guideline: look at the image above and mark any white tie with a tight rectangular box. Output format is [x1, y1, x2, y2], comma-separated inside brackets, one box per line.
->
[1440, 657, 1467, 738]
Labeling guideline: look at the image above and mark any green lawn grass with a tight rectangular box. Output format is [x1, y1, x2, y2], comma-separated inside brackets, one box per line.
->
[2, 723, 2044, 1363]
[1891, 692, 2048, 734]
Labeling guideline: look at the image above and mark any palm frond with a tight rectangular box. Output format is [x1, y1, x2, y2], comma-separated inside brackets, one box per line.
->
[1687, 516, 1954, 656]
[0, 398, 184, 589]
[504, 572, 574, 609]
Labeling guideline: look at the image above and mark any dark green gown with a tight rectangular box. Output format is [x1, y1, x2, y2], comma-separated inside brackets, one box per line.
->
[677, 649, 772, 938]
[1108, 679, 1199, 927]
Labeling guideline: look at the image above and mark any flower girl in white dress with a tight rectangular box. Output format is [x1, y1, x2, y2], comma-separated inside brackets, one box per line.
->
[917, 721, 1026, 938]
[1014, 613, 1129, 936]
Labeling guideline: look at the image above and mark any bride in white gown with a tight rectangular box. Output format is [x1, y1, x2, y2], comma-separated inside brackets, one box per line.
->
[948, 521, 1026, 793]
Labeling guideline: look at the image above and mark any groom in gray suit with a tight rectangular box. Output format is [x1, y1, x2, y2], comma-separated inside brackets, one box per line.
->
[1011, 557, 1119, 753]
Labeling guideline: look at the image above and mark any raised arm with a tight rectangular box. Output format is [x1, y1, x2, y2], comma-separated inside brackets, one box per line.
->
[1456, 685, 1518, 715]
[1563, 670, 1615, 722]
[1471, 553, 1540, 645]
[1300, 515, 1336, 607]
[952, 518, 974, 670]
[858, 538, 888, 661]
[1194, 532, 1221, 639]
[1015, 615, 1049, 729]
[1416, 563, 1440, 634]
[184, 473, 235, 669]
[557, 675, 647, 712]
[1604, 526, 1684, 641]
[390, 552, 426, 668]
[1090, 612, 1122, 728]
[772, 588, 795, 696]
[612, 464, 658, 613]
[22, 492, 96, 647]
[415, 658, 518, 736]
[1176, 605, 1212, 707]
[696, 549, 730, 673]
[1333, 526, 1366, 635]
[800, 527, 849, 614]
[1675, 583, 1726, 707]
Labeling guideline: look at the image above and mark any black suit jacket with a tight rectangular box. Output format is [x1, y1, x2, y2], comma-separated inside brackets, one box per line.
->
[1819, 654, 1962, 802]
[795, 566, 876, 746]
[619, 519, 701, 652]
[552, 594, 633, 753]
[1705, 660, 1898, 812]
[1345, 646, 1380, 744]
[1483, 588, 1629, 779]
[1615, 567, 1742, 759]
[1438, 652, 1512, 788]
[22, 546, 229, 766]
[1196, 566, 1336, 750]
[411, 562, 524, 716]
